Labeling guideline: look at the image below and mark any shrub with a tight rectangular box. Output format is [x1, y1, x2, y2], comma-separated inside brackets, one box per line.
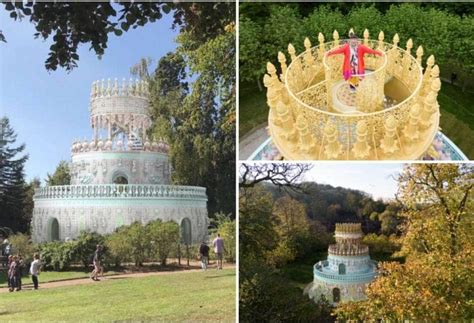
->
[211, 213, 236, 263]
[8, 233, 35, 262]
[363, 233, 400, 255]
[106, 222, 149, 266]
[39, 241, 76, 270]
[72, 231, 105, 268]
[147, 220, 180, 266]
[105, 228, 131, 267]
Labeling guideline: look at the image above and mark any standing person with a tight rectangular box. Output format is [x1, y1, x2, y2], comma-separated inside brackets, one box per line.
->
[326, 32, 383, 92]
[90, 245, 102, 281]
[6, 255, 13, 291]
[199, 241, 210, 271]
[8, 255, 18, 292]
[212, 234, 225, 270]
[16, 255, 24, 291]
[30, 253, 41, 290]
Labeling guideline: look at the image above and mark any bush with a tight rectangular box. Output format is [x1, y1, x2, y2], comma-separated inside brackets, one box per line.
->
[147, 220, 180, 266]
[240, 264, 333, 322]
[72, 231, 105, 269]
[8, 233, 35, 262]
[211, 213, 236, 263]
[105, 228, 131, 267]
[363, 233, 400, 255]
[39, 241, 76, 271]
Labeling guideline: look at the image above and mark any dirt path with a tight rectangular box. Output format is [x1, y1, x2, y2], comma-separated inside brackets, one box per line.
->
[1, 264, 235, 294]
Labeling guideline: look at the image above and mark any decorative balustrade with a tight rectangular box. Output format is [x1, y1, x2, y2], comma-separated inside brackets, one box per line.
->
[90, 78, 149, 101]
[314, 260, 377, 282]
[265, 30, 440, 160]
[328, 244, 369, 256]
[34, 184, 207, 200]
[71, 138, 169, 155]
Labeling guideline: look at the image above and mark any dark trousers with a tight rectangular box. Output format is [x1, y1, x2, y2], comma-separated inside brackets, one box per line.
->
[17, 275, 22, 290]
[8, 276, 17, 290]
[32, 275, 38, 289]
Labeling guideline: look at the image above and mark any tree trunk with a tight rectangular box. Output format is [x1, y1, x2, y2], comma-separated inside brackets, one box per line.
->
[256, 77, 263, 92]
[186, 244, 190, 267]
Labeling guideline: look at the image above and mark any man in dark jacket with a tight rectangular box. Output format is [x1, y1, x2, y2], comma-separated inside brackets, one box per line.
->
[199, 241, 210, 271]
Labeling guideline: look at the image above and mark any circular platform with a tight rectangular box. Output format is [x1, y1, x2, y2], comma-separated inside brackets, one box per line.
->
[248, 131, 468, 161]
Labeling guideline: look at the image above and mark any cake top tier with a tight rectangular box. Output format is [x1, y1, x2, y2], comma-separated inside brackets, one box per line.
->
[90, 78, 149, 101]
[334, 223, 364, 240]
[335, 223, 362, 234]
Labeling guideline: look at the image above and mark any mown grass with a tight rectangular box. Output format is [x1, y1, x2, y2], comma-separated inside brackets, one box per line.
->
[238, 80, 474, 159]
[0, 270, 109, 288]
[0, 268, 236, 321]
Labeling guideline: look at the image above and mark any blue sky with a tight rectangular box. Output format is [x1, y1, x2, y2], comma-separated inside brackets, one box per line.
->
[302, 163, 402, 200]
[0, 9, 179, 183]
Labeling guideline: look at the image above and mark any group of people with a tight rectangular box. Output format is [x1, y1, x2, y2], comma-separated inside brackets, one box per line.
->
[199, 233, 225, 271]
[6, 253, 41, 292]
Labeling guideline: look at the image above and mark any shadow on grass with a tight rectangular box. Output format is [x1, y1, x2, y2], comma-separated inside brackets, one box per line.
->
[204, 272, 235, 279]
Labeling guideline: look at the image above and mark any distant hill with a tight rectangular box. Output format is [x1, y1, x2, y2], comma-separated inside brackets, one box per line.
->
[261, 181, 390, 235]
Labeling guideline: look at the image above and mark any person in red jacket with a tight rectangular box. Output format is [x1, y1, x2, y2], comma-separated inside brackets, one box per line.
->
[326, 32, 383, 91]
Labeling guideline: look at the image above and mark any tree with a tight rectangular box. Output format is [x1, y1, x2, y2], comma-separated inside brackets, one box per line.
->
[397, 163, 473, 258]
[2, 2, 235, 71]
[336, 164, 474, 321]
[147, 220, 180, 266]
[46, 160, 71, 186]
[239, 163, 312, 189]
[211, 213, 236, 262]
[148, 21, 236, 218]
[8, 233, 35, 262]
[0, 117, 29, 233]
[273, 196, 308, 240]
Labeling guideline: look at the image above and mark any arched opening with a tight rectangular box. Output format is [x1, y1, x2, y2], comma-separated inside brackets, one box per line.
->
[338, 263, 346, 275]
[333, 287, 341, 303]
[113, 175, 128, 185]
[47, 218, 60, 241]
[180, 218, 192, 245]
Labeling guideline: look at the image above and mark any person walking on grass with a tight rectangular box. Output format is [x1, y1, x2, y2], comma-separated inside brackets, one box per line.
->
[199, 241, 210, 271]
[17, 255, 24, 291]
[6, 255, 12, 290]
[30, 253, 41, 290]
[90, 245, 103, 281]
[213, 234, 225, 270]
[8, 255, 19, 292]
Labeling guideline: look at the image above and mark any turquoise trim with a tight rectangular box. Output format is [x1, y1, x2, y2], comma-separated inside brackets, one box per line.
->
[313, 261, 377, 284]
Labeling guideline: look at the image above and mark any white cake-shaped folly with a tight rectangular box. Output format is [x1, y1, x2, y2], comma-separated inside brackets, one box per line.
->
[32, 78, 208, 243]
[305, 223, 377, 304]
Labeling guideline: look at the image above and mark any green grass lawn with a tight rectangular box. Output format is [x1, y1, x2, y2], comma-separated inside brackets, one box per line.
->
[438, 82, 474, 159]
[0, 270, 120, 288]
[239, 81, 267, 138]
[239, 80, 474, 159]
[0, 268, 236, 321]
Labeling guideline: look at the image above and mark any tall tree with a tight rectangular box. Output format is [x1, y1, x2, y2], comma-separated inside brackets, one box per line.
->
[336, 164, 474, 321]
[147, 20, 235, 218]
[0, 117, 29, 233]
[46, 160, 71, 186]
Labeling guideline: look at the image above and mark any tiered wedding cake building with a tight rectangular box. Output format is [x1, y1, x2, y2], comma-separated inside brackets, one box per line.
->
[32, 78, 208, 243]
[305, 223, 377, 304]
